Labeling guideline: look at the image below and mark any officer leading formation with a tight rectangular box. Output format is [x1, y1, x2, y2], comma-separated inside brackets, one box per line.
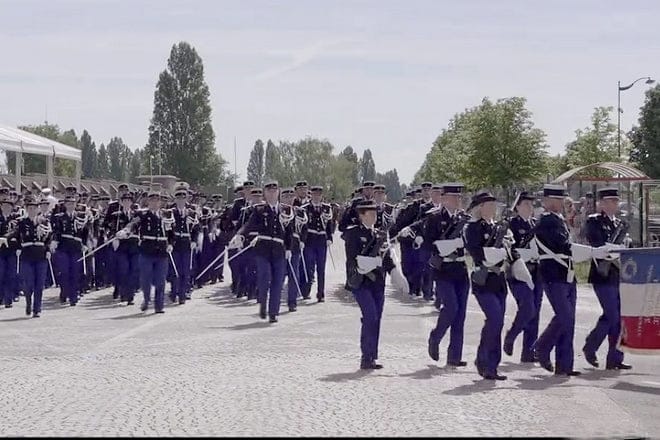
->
[1, 180, 632, 377]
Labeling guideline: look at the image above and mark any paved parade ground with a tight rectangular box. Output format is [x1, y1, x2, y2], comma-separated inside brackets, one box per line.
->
[2, 240, 659, 437]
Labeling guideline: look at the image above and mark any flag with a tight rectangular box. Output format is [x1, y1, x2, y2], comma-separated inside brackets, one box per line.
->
[619, 248, 660, 354]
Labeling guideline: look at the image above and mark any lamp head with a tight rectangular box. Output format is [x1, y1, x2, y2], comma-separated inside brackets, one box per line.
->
[646, 78, 655, 85]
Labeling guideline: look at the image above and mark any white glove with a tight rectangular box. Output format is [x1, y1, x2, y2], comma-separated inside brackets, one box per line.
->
[483, 247, 507, 266]
[570, 243, 594, 263]
[516, 247, 538, 262]
[82, 245, 89, 254]
[116, 229, 129, 239]
[398, 226, 414, 238]
[414, 236, 424, 246]
[90, 238, 98, 249]
[0, 237, 7, 248]
[49, 240, 58, 253]
[285, 250, 292, 260]
[433, 237, 463, 257]
[299, 242, 305, 251]
[326, 239, 332, 246]
[228, 234, 245, 250]
[46, 251, 51, 260]
[15, 249, 21, 257]
[511, 258, 534, 290]
[191, 242, 197, 250]
[356, 255, 382, 274]
[591, 245, 611, 260]
[112, 239, 120, 251]
[166, 244, 173, 254]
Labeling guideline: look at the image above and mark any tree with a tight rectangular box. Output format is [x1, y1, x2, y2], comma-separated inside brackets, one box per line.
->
[630, 85, 660, 178]
[246, 139, 265, 186]
[97, 143, 110, 178]
[359, 149, 376, 183]
[128, 148, 144, 182]
[545, 154, 570, 180]
[414, 97, 548, 199]
[80, 130, 97, 178]
[565, 106, 619, 178]
[263, 139, 282, 183]
[107, 137, 130, 181]
[339, 146, 359, 186]
[145, 41, 226, 186]
[376, 169, 403, 201]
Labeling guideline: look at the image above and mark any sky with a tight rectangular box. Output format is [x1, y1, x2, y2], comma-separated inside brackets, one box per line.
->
[1, 0, 659, 184]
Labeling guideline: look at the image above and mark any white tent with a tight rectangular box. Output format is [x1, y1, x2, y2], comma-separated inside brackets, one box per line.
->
[0, 124, 82, 190]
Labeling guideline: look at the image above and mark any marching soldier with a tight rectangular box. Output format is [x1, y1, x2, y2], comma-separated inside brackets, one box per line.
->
[373, 184, 395, 231]
[51, 195, 89, 306]
[229, 181, 293, 322]
[344, 200, 396, 369]
[280, 187, 307, 311]
[293, 181, 310, 207]
[582, 187, 632, 370]
[533, 184, 611, 376]
[464, 191, 509, 380]
[503, 191, 543, 363]
[109, 192, 139, 305]
[12, 196, 52, 318]
[117, 190, 173, 314]
[0, 195, 19, 308]
[425, 183, 471, 367]
[301, 186, 334, 302]
[169, 184, 201, 305]
[210, 194, 230, 284]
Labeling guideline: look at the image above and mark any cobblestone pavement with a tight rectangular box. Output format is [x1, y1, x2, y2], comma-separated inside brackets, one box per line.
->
[2, 239, 659, 437]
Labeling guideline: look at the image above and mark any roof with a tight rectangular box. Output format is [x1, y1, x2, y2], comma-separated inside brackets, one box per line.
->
[0, 124, 81, 162]
[552, 162, 650, 183]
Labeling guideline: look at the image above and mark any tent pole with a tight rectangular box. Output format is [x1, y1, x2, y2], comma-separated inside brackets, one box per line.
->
[15, 142, 22, 192]
[47, 147, 55, 190]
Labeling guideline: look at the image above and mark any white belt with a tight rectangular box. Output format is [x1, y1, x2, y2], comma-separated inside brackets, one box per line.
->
[256, 235, 284, 244]
[538, 254, 569, 261]
[142, 236, 168, 241]
[443, 256, 466, 262]
[22, 242, 45, 247]
[307, 230, 326, 235]
[248, 232, 259, 236]
[293, 233, 300, 239]
[174, 232, 191, 238]
[121, 234, 140, 240]
[61, 234, 82, 242]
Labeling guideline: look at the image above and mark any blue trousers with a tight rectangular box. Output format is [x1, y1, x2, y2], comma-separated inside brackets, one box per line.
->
[211, 241, 225, 282]
[353, 283, 385, 361]
[534, 282, 577, 373]
[228, 248, 241, 292]
[506, 278, 543, 361]
[303, 242, 327, 299]
[116, 250, 139, 302]
[54, 250, 82, 305]
[255, 255, 286, 317]
[243, 249, 258, 299]
[0, 253, 16, 306]
[584, 283, 624, 365]
[474, 290, 507, 376]
[430, 275, 470, 363]
[400, 243, 414, 288]
[140, 254, 168, 312]
[409, 248, 432, 297]
[172, 248, 192, 302]
[21, 259, 47, 314]
[286, 252, 302, 306]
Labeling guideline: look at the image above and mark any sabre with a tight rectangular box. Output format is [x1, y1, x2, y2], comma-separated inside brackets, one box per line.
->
[190, 248, 194, 271]
[47, 253, 56, 286]
[195, 248, 228, 281]
[287, 255, 303, 299]
[16, 253, 20, 274]
[300, 251, 308, 283]
[77, 238, 114, 262]
[225, 237, 259, 265]
[168, 251, 179, 278]
[82, 249, 87, 276]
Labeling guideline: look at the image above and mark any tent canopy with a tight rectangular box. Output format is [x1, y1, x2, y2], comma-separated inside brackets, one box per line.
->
[552, 162, 649, 183]
[0, 124, 81, 162]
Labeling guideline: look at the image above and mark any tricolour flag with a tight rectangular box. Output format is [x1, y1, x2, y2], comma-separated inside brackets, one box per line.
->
[619, 248, 660, 354]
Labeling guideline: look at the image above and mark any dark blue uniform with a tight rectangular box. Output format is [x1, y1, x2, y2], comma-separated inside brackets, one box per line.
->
[424, 207, 470, 365]
[109, 204, 139, 304]
[301, 202, 334, 301]
[13, 215, 52, 316]
[237, 202, 293, 321]
[533, 211, 578, 374]
[170, 206, 200, 304]
[464, 219, 508, 378]
[344, 224, 395, 367]
[52, 210, 89, 306]
[0, 210, 19, 307]
[583, 212, 625, 368]
[504, 215, 544, 362]
[286, 206, 308, 308]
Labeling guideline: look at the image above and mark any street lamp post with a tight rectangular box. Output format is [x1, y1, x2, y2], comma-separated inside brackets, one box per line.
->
[617, 76, 655, 159]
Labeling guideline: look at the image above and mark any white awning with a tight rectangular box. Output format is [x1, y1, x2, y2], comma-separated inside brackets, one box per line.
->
[0, 124, 81, 162]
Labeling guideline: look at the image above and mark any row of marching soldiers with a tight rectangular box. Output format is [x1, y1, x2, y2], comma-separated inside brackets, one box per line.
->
[339, 181, 632, 376]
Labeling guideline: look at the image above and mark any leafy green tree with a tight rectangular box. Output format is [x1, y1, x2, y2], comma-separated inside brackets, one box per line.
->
[107, 137, 130, 181]
[80, 130, 97, 178]
[246, 139, 265, 186]
[358, 149, 376, 183]
[629, 85, 660, 178]
[376, 169, 402, 201]
[145, 41, 226, 186]
[339, 146, 359, 186]
[566, 106, 619, 177]
[97, 143, 110, 178]
[263, 139, 283, 183]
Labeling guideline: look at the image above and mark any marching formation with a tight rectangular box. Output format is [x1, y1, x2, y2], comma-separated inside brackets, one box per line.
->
[0, 178, 633, 381]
